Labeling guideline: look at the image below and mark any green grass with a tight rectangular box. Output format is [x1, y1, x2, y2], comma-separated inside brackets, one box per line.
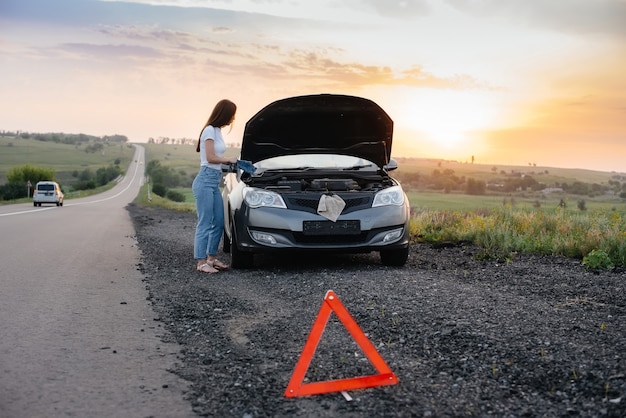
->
[408, 191, 508, 211]
[407, 190, 626, 213]
[410, 207, 626, 267]
[142, 142, 239, 179]
[170, 187, 196, 203]
[396, 158, 622, 185]
[142, 143, 199, 180]
[0, 136, 134, 185]
[136, 183, 196, 212]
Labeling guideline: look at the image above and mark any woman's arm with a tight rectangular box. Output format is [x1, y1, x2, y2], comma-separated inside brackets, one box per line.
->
[204, 139, 237, 164]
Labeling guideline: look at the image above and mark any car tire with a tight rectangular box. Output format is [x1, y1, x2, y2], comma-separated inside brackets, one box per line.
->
[380, 247, 409, 266]
[33, 202, 37, 207]
[230, 223, 253, 269]
[222, 227, 231, 253]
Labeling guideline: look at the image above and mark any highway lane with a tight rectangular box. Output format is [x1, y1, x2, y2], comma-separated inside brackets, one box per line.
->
[0, 145, 195, 418]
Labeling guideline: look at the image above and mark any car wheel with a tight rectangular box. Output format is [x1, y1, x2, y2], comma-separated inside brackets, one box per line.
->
[33, 202, 37, 207]
[222, 227, 231, 252]
[230, 224, 253, 269]
[380, 247, 409, 266]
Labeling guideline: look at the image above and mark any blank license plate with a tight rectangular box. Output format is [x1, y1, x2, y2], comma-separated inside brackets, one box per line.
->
[303, 220, 361, 235]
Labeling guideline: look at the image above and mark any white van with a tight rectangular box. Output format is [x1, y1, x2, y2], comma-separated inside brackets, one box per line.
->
[33, 181, 64, 207]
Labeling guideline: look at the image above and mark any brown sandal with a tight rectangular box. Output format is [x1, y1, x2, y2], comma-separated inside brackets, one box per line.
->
[197, 262, 218, 274]
[209, 259, 229, 270]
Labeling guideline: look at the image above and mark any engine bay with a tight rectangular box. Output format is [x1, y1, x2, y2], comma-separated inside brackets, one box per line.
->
[243, 172, 395, 193]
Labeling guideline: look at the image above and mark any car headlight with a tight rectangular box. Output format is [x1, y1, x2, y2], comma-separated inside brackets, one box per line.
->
[372, 185, 405, 207]
[243, 187, 287, 209]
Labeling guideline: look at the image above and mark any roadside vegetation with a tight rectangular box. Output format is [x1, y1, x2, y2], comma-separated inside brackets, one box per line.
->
[141, 142, 238, 205]
[398, 158, 626, 269]
[3, 137, 625, 269]
[0, 133, 133, 200]
[410, 207, 625, 269]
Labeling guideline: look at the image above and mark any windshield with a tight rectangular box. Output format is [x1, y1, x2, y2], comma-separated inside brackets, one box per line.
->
[254, 154, 377, 171]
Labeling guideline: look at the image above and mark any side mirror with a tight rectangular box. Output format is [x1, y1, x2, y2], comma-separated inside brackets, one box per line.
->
[384, 158, 398, 172]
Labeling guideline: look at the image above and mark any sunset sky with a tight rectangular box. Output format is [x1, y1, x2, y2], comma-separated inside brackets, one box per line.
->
[1, 0, 625, 172]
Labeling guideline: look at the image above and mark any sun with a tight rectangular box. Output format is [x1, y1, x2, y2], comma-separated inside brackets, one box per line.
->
[397, 89, 496, 149]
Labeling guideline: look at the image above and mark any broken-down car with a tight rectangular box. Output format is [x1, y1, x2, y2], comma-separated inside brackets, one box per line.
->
[222, 94, 410, 268]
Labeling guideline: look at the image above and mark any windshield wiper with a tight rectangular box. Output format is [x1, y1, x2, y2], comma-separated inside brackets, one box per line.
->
[342, 164, 373, 170]
[261, 166, 315, 172]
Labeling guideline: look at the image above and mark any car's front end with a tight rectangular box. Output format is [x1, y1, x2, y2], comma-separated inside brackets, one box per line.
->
[223, 94, 410, 268]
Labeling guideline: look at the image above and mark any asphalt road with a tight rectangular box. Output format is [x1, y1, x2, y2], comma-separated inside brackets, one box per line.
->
[0, 145, 194, 418]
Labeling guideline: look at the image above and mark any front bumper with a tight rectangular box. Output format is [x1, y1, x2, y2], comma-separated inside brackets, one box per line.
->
[232, 204, 410, 253]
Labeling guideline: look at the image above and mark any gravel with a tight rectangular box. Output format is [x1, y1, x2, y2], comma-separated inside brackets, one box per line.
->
[127, 203, 626, 417]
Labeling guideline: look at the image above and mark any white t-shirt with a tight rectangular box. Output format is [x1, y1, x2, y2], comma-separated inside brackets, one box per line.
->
[199, 125, 226, 170]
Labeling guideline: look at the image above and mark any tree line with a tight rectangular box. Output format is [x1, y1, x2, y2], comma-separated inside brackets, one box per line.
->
[0, 131, 128, 145]
[144, 160, 190, 202]
[0, 162, 123, 201]
[393, 168, 626, 198]
[146, 136, 241, 148]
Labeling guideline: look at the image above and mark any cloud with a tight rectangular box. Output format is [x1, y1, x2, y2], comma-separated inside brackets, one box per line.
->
[343, 0, 431, 18]
[61, 42, 162, 60]
[281, 51, 496, 90]
[26, 2, 479, 92]
[398, 66, 500, 90]
[1, 0, 250, 30]
[97, 25, 197, 45]
[446, 0, 626, 38]
[90, 24, 246, 66]
[106, 0, 432, 21]
[212, 26, 234, 34]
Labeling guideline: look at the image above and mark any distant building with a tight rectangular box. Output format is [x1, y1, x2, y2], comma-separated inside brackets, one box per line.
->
[541, 187, 564, 194]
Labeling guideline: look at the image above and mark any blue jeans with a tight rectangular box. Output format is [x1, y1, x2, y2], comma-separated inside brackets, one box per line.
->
[192, 166, 224, 260]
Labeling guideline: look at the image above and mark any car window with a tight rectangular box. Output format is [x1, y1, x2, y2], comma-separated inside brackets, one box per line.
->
[38, 184, 55, 191]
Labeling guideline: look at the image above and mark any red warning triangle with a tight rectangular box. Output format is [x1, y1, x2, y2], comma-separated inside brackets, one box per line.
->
[284, 290, 398, 398]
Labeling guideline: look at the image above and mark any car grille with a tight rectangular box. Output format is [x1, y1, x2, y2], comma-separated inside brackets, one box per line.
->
[284, 194, 372, 214]
[292, 232, 370, 244]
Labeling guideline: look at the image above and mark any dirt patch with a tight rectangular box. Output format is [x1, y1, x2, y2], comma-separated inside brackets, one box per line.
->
[127, 203, 626, 417]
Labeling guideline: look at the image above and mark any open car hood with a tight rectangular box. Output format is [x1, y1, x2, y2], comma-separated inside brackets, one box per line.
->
[241, 94, 393, 168]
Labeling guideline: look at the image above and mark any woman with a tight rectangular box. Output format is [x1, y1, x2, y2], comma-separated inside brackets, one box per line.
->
[192, 99, 238, 273]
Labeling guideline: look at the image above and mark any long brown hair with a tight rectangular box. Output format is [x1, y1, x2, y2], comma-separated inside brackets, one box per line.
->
[196, 99, 237, 152]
